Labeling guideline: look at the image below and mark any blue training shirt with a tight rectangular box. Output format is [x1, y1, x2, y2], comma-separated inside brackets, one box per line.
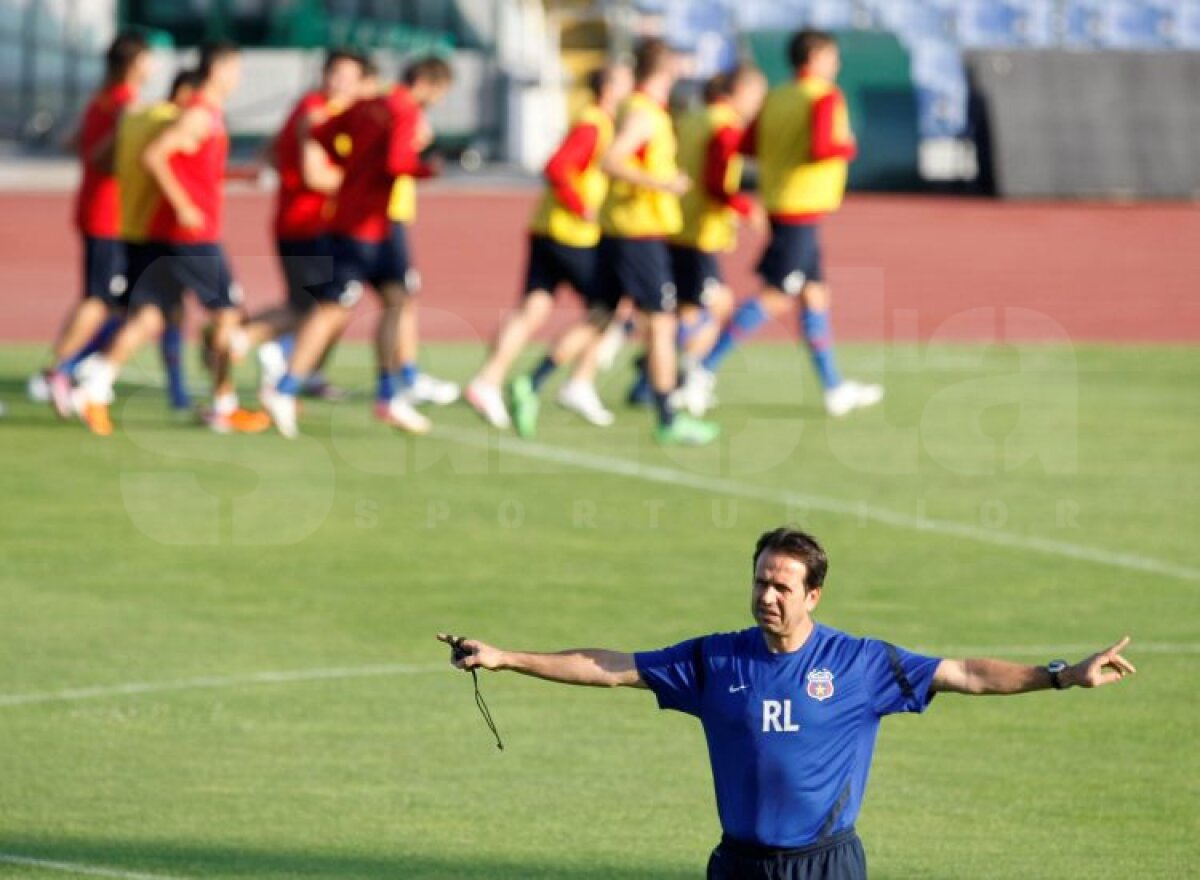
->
[635, 623, 941, 848]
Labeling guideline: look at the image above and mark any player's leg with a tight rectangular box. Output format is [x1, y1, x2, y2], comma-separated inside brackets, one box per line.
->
[507, 239, 606, 438]
[374, 279, 430, 435]
[552, 307, 614, 428]
[383, 221, 458, 408]
[43, 237, 127, 417]
[466, 235, 566, 427]
[178, 245, 269, 433]
[160, 298, 190, 412]
[623, 239, 718, 445]
[74, 300, 164, 436]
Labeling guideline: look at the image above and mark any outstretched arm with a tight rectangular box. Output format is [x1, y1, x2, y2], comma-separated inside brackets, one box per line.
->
[436, 633, 646, 689]
[932, 636, 1135, 695]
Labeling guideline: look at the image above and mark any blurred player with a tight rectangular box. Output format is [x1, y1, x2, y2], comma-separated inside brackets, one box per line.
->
[587, 37, 718, 445]
[667, 65, 767, 417]
[693, 30, 883, 417]
[113, 68, 204, 413]
[383, 68, 460, 411]
[36, 32, 151, 417]
[232, 48, 367, 396]
[465, 62, 633, 434]
[75, 40, 268, 436]
[261, 56, 453, 438]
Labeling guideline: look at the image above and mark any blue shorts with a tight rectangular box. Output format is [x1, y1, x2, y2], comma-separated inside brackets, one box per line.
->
[523, 234, 597, 301]
[668, 244, 724, 307]
[276, 236, 333, 312]
[126, 241, 242, 312]
[594, 236, 677, 313]
[323, 225, 420, 307]
[707, 828, 866, 880]
[82, 236, 128, 307]
[757, 221, 824, 296]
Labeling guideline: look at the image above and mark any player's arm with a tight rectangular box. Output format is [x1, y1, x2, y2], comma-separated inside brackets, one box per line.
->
[436, 634, 646, 689]
[931, 636, 1135, 695]
[810, 91, 857, 162]
[544, 122, 600, 219]
[600, 109, 689, 195]
[387, 107, 439, 179]
[142, 106, 213, 229]
[704, 125, 755, 217]
[298, 113, 344, 194]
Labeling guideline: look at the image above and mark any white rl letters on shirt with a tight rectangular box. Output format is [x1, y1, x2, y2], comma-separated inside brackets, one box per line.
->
[762, 699, 801, 733]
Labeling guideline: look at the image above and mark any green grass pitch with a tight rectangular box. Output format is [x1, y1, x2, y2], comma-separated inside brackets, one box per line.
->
[0, 341, 1196, 879]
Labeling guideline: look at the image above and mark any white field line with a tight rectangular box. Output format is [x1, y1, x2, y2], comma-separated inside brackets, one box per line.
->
[0, 663, 445, 709]
[437, 426, 1200, 584]
[0, 854, 191, 880]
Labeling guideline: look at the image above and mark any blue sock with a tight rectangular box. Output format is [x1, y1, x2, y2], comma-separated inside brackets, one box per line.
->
[276, 373, 302, 397]
[160, 324, 190, 409]
[377, 369, 397, 403]
[701, 298, 768, 372]
[58, 316, 123, 375]
[278, 333, 296, 360]
[398, 362, 419, 389]
[529, 355, 557, 392]
[676, 311, 710, 350]
[801, 308, 842, 391]
[653, 390, 674, 428]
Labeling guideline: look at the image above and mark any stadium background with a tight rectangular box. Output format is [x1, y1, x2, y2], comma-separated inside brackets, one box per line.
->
[1, 2, 1197, 879]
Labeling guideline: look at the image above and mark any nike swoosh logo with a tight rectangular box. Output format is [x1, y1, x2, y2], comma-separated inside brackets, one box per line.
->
[728, 684, 748, 693]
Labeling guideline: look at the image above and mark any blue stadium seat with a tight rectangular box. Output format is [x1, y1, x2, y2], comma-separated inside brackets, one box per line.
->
[908, 38, 968, 137]
[957, 0, 1057, 48]
[665, 1, 738, 75]
[1104, 0, 1177, 48]
[868, 0, 958, 46]
[1062, 0, 1107, 47]
[735, 0, 814, 32]
[1179, 0, 1200, 48]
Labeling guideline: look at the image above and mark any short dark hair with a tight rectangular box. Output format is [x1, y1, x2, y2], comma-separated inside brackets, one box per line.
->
[323, 47, 366, 75]
[104, 31, 149, 82]
[168, 69, 202, 100]
[585, 62, 622, 99]
[702, 62, 760, 104]
[753, 527, 828, 591]
[403, 55, 453, 87]
[633, 37, 672, 84]
[197, 39, 240, 81]
[788, 28, 837, 70]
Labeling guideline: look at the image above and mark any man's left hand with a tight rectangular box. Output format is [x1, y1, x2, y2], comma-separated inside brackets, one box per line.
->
[1068, 636, 1136, 688]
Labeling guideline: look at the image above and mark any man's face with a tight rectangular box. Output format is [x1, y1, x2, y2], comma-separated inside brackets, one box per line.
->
[413, 79, 450, 109]
[813, 45, 840, 80]
[324, 58, 364, 106]
[731, 71, 767, 121]
[751, 552, 820, 638]
[604, 65, 634, 106]
[130, 50, 154, 88]
[212, 55, 242, 96]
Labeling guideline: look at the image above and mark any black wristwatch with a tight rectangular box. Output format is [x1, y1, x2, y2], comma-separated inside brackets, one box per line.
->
[1046, 659, 1069, 690]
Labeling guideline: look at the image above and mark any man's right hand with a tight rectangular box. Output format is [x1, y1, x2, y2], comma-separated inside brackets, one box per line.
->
[663, 172, 691, 196]
[437, 633, 504, 671]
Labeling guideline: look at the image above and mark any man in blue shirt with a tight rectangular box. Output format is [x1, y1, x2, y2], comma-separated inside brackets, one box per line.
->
[438, 527, 1135, 879]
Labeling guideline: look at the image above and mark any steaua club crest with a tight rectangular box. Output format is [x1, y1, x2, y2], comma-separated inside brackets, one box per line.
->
[806, 668, 835, 702]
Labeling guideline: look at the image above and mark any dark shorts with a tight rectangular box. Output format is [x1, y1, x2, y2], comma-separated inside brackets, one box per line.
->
[523, 234, 597, 301]
[323, 225, 419, 307]
[82, 236, 128, 307]
[594, 236, 677, 314]
[757, 221, 824, 296]
[276, 236, 334, 312]
[126, 241, 241, 312]
[669, 244, 724, 307]
[707, 829, 866, 880]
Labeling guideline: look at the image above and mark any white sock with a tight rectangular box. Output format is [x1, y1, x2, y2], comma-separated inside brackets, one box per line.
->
[82, 357, 116, 402]
[213, 391, 238, 416]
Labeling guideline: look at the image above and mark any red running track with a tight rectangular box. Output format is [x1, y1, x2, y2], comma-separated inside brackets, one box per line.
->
[2, 188, 1197, 344]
